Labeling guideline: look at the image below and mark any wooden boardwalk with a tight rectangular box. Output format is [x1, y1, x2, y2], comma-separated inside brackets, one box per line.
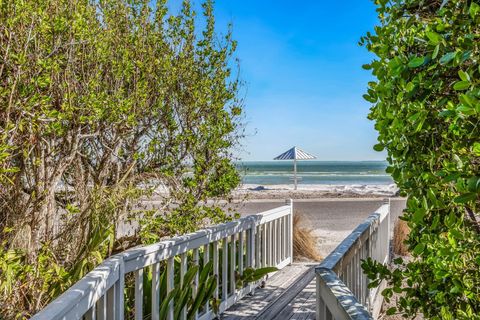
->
[223, 263, 317, 320]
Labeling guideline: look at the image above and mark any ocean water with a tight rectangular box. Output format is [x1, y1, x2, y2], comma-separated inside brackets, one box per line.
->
[236, 161, 393, 185]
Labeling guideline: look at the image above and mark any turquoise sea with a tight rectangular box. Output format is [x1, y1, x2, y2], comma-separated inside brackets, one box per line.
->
[236, 161, 393, 185]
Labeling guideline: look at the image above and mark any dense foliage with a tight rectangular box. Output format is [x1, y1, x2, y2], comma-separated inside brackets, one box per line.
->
[361, 0, 480, 318]
[0, 0, 243, 317]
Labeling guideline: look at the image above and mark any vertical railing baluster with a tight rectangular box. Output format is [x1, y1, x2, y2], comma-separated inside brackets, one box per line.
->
[97, 295, 106, 320]
[213, 241, 219, 300]
[278, 218, 281, 265]
[230, 234, 236, 295]
[106, 285, 115, 320]
[116, 261, 125, 320]
[238, 231, 244, 275]
[359, 246, 364, 304]
[356, 250, 361, 299]
[246, 228, 252, 268]
[362, 242, 368, 305]
[167, 257, 174, 320]
[180, 253, 187, 320]
[203, 244, 210, 316]
[272, 219, 277, 266]
[316, 276, 325, 320]
[192, 249, 199, 319]
[222, 238, 228, 302]
[288, 199, 293, 262]
[349, 261, 354, 290]
[269, 222, 273, 266]
[134, 269, 144, 320]
[283, 215, 288, 262]
[85, 304, 96, 320]
[255, 225, 260, 268]
[279, 217, 284, 262]
[152, 263, 160, 320]
[250, 223, 256, 269]
[262, 224, 267, 267]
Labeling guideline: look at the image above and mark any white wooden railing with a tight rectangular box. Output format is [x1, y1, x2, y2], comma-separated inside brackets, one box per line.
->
[316, 200, 390, 320]
[32, 200, 293, 320]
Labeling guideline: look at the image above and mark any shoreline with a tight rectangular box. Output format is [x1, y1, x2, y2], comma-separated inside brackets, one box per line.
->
[232, 183, 399, 200]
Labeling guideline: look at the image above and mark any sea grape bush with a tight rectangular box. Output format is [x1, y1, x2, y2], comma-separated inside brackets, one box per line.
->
[361, 0, 480, 318]
[0, 0, 242, 317]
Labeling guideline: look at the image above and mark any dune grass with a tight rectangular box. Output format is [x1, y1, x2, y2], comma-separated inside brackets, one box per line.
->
[393, 219, 410, 256]
[293, 212, 322, 261]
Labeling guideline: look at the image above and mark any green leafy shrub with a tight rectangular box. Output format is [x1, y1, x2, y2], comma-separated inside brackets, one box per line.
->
[361, 0, 480, 318]
[0, 0, 243, 317]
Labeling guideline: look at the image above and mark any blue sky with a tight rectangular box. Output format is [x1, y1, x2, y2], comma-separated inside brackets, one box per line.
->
[173, 1, 385, 161]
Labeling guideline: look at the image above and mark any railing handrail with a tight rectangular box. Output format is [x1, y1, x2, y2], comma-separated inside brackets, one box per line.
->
[316, 201, 390, 320]
[33, 203, 293, 320]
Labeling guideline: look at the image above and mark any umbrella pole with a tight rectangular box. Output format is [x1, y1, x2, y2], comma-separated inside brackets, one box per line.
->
[294, 158, 297, 190]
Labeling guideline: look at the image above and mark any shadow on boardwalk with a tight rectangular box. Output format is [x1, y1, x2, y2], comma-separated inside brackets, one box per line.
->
[223, 263, 316, 320]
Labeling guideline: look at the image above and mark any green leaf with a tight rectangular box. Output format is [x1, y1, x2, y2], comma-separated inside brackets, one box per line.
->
[426, 31, 442, 45]
[460, 50, 472, 63]
[406, 82, 415, 92]
[412, 208, 426, 223]
[362, 64, 372, 70]
[373, 143, 384, 152]
[454, 193, 477, 203]
[458, 70, 470, 82]
[386, 307, 396, 315]
[473, 142, 480, 156]
[453, 81, 470, 91]
[363, 94, 377, 103]
[470, 2, 480, 18]
[439, 52, 455, 65]
[459, 94, 473, 107]
[467, 177, 480, 193]
[413, 243, 425, 255]
[439, 110, 455, 118]
[456, 105, 475, 115]
[408, 56, 425, 68]
[432, 44, 440, 59]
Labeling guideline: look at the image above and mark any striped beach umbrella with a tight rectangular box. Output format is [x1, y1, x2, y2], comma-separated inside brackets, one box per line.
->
[274, 146, 316, 190]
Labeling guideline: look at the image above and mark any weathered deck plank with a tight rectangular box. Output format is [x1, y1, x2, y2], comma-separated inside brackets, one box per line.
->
[223, 263, 317, 320]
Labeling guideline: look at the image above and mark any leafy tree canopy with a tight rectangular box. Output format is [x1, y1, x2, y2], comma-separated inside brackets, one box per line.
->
[0, 0, 243, 317]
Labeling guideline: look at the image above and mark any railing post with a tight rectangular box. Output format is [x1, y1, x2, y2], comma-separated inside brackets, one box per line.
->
[286, 199, 293, 263]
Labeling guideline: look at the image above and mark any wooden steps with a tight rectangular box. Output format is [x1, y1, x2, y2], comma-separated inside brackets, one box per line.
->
[223, 263, 316, 320]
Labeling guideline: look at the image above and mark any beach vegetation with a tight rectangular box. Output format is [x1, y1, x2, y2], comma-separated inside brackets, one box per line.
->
[293, 212, 322, 261]
[392, 219, 410, 257]
[361, 0, 480, 318]
[0, 0, 243, 317]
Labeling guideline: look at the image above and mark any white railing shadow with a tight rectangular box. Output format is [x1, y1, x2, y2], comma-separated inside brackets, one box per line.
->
[316, 200, 390, 320]
[32, 200, 294, 320]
